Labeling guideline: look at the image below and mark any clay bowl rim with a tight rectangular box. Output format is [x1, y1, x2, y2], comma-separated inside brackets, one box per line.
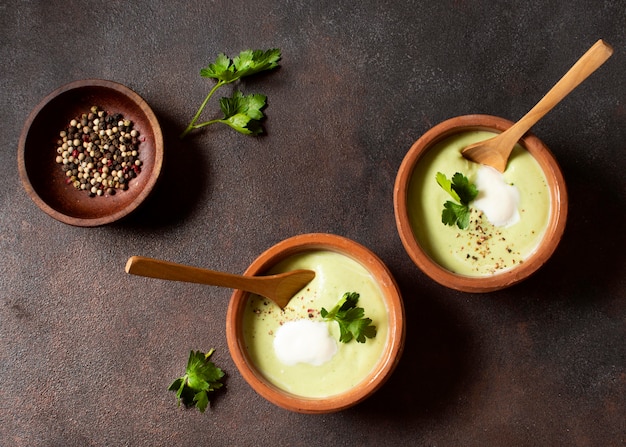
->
[17, 79, 164, 227]
[226, 233, 406, 414]
[393, 114, 568, 293]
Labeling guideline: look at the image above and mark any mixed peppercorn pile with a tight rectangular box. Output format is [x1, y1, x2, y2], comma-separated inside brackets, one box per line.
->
[55, 106, 142, 197]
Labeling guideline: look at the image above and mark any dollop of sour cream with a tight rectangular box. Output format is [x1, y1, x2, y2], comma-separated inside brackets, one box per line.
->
[273, 319, 337, 366]
[472, 165, 520, 227]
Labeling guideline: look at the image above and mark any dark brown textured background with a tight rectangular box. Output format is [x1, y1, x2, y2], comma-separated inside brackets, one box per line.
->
[1, 1, 624, 446]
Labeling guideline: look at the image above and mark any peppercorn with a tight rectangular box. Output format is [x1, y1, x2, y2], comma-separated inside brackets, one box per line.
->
[55, 106, 142, 197]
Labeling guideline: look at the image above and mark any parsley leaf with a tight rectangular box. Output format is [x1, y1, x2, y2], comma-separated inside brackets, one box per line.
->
[451, 172, 478, 204]
[320, 292, 377, 343]
[181, 48, 281, 138]
[442, 201, 472, 229]
[232, 49, 282, 79]
[435, 171, 461, 203]
[436, 172, 478, 230]
[217, 91, 267, 135]
[168, 349, 225, 413]
[200, 53, 236, 82]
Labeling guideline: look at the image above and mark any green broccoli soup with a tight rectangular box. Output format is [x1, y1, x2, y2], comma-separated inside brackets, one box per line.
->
[242, 250, 388, 398]
[408, 130, 551, 276]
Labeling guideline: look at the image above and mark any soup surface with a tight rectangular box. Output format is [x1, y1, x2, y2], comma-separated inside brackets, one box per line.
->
[242, 250, 389, 398]
[408, 131, 550, 276]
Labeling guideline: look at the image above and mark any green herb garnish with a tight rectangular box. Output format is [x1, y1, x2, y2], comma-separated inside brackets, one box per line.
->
[180, 48, 281, 138]
[168, 349, 225, 413]
[321, 292, 377, 343]
[436, 172, 479, 230]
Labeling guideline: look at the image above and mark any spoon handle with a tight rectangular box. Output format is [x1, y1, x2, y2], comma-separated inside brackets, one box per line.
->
[504, 39, 613, 144]
[125, 255, 272, 296]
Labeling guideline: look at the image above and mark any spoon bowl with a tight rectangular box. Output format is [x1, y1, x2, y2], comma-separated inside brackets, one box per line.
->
[462, 39, 613, 171]
[124, 256, 315, 309]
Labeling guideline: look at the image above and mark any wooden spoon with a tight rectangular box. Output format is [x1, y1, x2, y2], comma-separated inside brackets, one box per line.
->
[462, 39, 613, 172]
[125, 255, 315, 309]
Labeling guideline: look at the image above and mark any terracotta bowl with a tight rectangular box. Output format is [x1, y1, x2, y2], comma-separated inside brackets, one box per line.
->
[394, 115, 568, 293]
[226, 233, 405, 413]
[18, 79, 163, 227]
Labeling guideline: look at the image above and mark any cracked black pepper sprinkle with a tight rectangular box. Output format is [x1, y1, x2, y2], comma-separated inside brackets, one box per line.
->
[461, 208, 522, 274]
[55, 105, 142, 197]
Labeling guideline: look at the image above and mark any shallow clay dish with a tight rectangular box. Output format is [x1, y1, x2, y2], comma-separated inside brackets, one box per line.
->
[394, 115, 568, 293]
[18, 79, 163, 227]
[226, 233, 405, 413]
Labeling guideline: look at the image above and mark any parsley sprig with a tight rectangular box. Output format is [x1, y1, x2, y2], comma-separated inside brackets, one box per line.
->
[321, 292, 377, 343]
[180, 48, 281, 138]
[168, 349, 225, 413]
[436, 172, 479, 230]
